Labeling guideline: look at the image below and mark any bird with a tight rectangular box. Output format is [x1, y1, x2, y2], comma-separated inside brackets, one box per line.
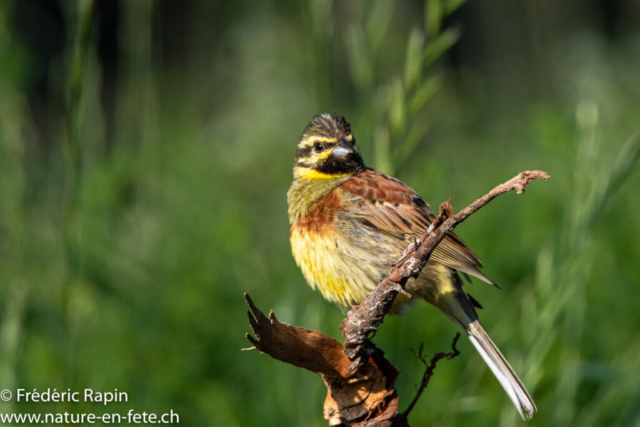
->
[287, 113, 536, 420]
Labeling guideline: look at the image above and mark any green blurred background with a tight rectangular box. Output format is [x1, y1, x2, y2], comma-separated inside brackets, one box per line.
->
[1, 0, 640, 425]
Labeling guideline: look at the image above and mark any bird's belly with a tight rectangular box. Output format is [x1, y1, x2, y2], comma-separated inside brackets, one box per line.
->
[290, 224, 453, 312]
[290, 227, 386, 309]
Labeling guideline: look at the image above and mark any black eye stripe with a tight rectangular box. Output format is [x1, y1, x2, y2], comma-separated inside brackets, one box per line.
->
[294, 146, 313, 160]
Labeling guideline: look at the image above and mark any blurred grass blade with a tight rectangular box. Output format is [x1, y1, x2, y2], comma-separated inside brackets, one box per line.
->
[575, 335, 640, 427]
[424, 28, 460, 67]
[606, 133, 640, 201]
[407, 75, 442, 115]
[345, 25, 374, 93]
[0, 281, 28, 414]
[366, 0, 396, 54]
[444, 0, 466, 15]
[393, 122, 427, 166]
[425, 0, 443, 37]
[373, 125, 393, 175]
[308, 0, 333, 39]
[388, 78, 406, 139]
[404, 29, 425, 90]
[587, 133, 640, 227]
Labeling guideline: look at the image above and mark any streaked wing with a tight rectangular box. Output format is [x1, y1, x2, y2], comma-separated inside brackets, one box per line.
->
[338, 169, 495, 286]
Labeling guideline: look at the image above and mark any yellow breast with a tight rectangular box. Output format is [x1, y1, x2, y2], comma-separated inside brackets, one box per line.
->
[290, 226, 373, 308]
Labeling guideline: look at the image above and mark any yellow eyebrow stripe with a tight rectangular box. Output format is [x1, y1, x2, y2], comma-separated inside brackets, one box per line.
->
[297, 134, 353, 149]
[298, 136, 337, 149]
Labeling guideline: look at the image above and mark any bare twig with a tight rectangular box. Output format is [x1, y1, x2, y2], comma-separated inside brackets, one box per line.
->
[402, 333, 461, 417]
[342, 171, 549, 368]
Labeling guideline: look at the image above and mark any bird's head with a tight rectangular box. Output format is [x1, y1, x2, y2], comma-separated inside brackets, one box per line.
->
[293, 114, 365, 180]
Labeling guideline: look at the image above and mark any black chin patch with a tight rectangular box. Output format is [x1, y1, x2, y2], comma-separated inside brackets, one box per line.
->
[315, 152, 365, 175]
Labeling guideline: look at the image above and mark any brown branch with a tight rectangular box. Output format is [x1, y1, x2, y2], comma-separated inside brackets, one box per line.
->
[245, 292, 402, 426]
[244, 170, 548, 426]
[342, 170, 549, 367]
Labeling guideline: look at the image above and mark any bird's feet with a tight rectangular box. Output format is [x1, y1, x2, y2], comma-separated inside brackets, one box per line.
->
[347, 305, 360, 319]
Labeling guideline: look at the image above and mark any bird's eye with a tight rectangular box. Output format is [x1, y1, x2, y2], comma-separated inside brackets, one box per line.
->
[313, 142, 325, 152]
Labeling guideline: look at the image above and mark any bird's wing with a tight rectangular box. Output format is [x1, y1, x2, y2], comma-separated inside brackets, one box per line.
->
[338, 169, 496, 286]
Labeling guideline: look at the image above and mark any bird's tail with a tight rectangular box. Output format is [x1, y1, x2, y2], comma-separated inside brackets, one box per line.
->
[414, 269, 536, 419]
[465, 319, 537, 420]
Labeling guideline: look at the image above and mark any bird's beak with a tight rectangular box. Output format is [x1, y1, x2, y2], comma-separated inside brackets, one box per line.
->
[332, 139, 353, 157]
